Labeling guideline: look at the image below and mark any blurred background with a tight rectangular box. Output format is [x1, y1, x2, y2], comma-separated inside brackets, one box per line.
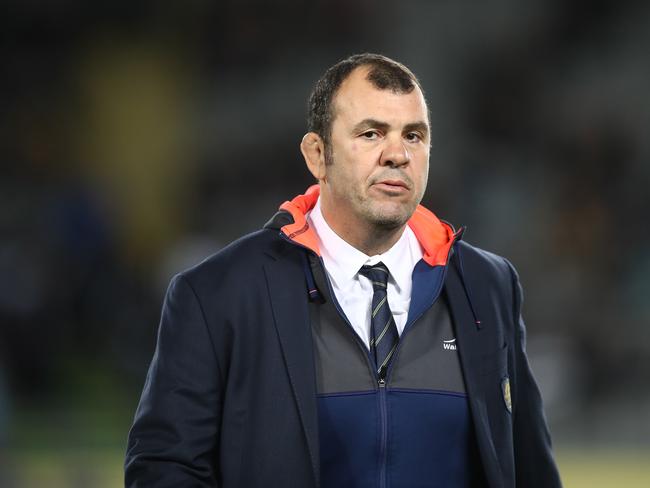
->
[1, 0, 649, 486]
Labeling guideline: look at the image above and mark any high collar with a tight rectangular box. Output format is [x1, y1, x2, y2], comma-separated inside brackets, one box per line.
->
[275, 184, 459, 267]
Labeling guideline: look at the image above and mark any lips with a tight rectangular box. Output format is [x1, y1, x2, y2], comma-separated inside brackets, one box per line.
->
[377, 179, 409, 189]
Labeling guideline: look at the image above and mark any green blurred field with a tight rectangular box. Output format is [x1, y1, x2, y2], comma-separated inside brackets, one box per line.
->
[4, 446, 650, 487]
[558, 448, 650, 487]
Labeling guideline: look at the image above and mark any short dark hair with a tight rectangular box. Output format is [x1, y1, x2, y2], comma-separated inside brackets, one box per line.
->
[307, 53, 424, 145]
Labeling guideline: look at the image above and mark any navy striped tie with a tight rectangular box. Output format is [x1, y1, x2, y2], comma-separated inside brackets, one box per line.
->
[359, 262, 399, 377]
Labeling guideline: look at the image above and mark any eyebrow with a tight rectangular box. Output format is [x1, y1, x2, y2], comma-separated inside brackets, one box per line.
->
[351, 118, 429, 137]
[403, 121, 429, 136]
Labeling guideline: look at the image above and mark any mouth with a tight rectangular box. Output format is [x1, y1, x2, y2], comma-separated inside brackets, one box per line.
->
[373, 179, 410, 193]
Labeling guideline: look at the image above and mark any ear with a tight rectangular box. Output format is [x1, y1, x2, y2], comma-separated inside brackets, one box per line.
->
[300, 132, 327, 181]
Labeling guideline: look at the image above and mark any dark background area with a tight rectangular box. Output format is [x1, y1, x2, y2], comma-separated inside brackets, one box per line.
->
[1, 1, 649, 485]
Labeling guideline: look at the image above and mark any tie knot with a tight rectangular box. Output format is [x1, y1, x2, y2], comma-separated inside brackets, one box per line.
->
[359, 262, 390, 291]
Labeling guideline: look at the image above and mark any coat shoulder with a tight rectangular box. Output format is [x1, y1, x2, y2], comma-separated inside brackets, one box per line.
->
[174, 227, 291, 294]
[455, 239, 515, 287]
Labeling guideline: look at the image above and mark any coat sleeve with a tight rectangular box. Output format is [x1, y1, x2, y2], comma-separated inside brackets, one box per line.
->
[505, 259, 563, 487]
[125, 273, 223, 487]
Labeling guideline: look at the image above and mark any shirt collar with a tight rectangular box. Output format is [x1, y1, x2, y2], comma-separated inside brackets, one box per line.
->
[307, 197, 419, 291]
[374, 227, 419, 294]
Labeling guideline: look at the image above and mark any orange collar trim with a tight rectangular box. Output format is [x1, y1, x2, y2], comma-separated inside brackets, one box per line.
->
[406, 205, 457, 267]
[278, 185, 322, 255]
[279, 185, 458, 266]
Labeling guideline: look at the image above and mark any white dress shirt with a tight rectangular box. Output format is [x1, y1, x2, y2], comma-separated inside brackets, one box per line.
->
[306, 197, 424, 349]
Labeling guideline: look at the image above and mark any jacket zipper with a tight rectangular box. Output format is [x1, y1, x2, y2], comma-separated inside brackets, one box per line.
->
[378, 366, 388, 488]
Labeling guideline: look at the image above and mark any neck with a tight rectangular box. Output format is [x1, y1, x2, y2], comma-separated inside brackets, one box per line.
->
[350, 225, 406, 256]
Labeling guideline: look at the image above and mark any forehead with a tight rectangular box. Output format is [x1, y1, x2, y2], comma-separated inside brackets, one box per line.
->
[332, 66, 429, 127]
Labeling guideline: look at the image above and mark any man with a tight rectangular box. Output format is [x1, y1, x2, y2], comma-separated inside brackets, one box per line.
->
[125, 53, 562, 487]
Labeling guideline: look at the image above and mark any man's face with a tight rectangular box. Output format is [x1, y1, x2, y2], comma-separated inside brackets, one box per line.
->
[320, 66, 430, 235]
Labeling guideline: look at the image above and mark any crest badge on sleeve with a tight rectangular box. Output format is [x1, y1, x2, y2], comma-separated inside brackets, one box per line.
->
[501, 377, 512, 413]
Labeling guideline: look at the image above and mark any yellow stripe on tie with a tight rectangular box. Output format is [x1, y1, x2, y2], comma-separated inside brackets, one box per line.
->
[374, 317, 393, 346]
[377, 342, 398, 373]
[372, 296, 387, 318]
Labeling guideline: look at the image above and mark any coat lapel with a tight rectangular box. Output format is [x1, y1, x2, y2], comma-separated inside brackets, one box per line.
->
[444, 260, 502, 488]
[264, 253, 320, 487]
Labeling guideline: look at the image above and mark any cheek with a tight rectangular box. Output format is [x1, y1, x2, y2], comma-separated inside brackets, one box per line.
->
[413, 160, 429, 189]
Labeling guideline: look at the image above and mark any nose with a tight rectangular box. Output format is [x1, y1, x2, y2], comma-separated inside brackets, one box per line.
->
[380, 136, 409, 167]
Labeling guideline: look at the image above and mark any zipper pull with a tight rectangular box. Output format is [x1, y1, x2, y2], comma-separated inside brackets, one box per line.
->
[378, 366, 387, 387]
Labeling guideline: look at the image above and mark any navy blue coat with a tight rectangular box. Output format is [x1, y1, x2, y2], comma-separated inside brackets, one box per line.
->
[125, 199, 562, 488]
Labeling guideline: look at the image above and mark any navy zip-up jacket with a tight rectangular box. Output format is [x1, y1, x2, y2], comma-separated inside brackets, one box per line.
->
[125, 185, 562, 487]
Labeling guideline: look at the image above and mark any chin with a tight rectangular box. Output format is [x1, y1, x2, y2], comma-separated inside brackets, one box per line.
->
[368, 210, 411, 229]
[356, 199, 416, 230]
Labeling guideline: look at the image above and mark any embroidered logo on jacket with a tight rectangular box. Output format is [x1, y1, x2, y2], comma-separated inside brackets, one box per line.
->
[442, 338, 457, 351]
[502, 377, 512, 413]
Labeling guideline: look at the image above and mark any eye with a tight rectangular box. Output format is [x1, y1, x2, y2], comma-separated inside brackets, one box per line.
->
[405, 132, 423, 143]
[360, 130, 379, 140]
